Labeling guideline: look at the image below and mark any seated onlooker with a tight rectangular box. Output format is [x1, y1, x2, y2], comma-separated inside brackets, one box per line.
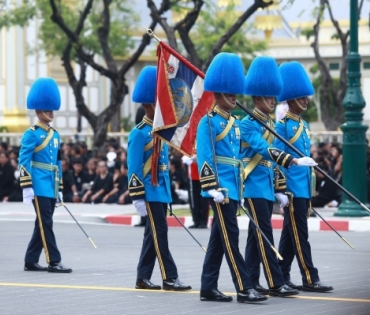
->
[61, 158, 79, 203]
[72, 159, 89, 197]
[103, 163, 130, 204]
[0, 152, 16, 201]
[83, 158, 98, 191]
[311, 163, 340, 208]
[81, 161, 113, 204]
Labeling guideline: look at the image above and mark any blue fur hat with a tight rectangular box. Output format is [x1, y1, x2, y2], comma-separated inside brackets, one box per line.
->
[27, 77, 61, 111]
[245, 56, 282, 97]
[132, 66, 157, 104]
[204, 53, 245, 94]
[278, 61, 314, 102]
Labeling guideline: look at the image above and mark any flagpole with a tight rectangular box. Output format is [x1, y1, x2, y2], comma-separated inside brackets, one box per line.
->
[146, 29, 206, 78]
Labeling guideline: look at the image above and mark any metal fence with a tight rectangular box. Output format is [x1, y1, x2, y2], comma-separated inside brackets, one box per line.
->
[1, 131, 370, 149]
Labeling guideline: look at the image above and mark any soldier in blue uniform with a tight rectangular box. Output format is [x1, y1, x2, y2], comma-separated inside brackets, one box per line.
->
[275, 61, 334, 292]
[128, 66, 191, 291]
[241, 56, 317, 296]
[197, 53, 267, 304]
[20, 77, 72, 273]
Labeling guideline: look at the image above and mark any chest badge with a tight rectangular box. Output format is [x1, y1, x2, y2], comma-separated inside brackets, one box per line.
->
[40, 135, 45, 139]
[54, 138, 58, 148]
[220, 122, 226, 129]
[293, 126, 298, 132]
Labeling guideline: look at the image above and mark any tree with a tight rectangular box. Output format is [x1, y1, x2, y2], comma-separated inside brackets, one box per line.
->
[1, 0, 166, 153]
[300, 0, 365, 130]
[148, 0, 273, 71]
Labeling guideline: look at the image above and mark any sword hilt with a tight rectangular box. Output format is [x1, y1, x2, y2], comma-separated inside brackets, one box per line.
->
[218, 188, 229, 204]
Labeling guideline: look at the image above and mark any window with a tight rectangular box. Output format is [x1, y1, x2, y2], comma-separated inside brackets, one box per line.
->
[363, 62, 370, 69]
[329, 63, 339, 70]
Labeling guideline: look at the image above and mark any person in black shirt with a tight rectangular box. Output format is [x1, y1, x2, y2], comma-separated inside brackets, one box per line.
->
[72, 159, 88, 198]
[0, 152, 16, 201]
[84, 158, 97, 185]
[311, 164, 339, 207]
[81, 160, 113, 204]
[103, 163, 130, 204]
[61, 158, 79, 203]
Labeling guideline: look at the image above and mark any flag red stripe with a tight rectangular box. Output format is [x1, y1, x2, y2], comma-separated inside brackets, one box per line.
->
[180, 91, 215, 153]
[156, 45, 177, 125]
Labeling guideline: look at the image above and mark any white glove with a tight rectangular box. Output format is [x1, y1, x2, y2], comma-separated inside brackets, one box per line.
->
[133, 199, 148, 216]
[182, 155, 196, 166]
[208, 189, 225, 203]
[23, 188, 34, 206]
[275, 193, 289, 208]
[240, 198, 245, 207]
[58, 192, 63, 202]
[296, 157, 318, 167]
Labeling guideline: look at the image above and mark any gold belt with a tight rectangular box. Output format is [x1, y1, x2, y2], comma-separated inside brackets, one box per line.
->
[242, 158, 272, 168]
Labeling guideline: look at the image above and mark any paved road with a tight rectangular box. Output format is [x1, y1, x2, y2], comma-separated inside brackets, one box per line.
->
[0, 220, 369, 315]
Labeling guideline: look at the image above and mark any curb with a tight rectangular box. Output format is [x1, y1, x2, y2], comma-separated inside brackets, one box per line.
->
[104, 215, 370, 232]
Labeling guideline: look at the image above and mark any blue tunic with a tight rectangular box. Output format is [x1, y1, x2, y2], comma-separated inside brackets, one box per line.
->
[127, 117, 172, 203]
[19, 122, 62, 199]
[275, 112, 311, 198]
[240, 109, 293, 201]
[196, 106, 242, 201]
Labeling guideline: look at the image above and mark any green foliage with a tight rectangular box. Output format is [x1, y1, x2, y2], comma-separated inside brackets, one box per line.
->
[301, 101, 318, 122]
[301, 28, 315, 40]
[34, 0, 138, 59]
[311, 75, 341, 121]
[0, 126, 9, 132]
[191, 1, 266, 67]
[121, 114, 135, 132]
[0, 1, 36, 29]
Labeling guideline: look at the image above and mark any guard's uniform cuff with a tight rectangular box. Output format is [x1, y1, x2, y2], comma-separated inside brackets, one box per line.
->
[274, 167, 286, 192]
[199, 162, 218, 191]
[267, 148, 294, 168]
[19, 165, 32, 188]
[59, 179, 64, 191]
[128, 174, 146, 200]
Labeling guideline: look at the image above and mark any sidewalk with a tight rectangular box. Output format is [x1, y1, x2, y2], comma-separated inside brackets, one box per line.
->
[1, 202, 370, 231]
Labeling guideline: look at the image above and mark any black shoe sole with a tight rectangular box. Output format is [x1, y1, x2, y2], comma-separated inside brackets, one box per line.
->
[200, 297, 233, 302]
[135, 285, 161, 290]
[269, 291, 299, 297]
[237, 297, 268, 303]
[47, 269, 72, 273]
[24, 268, 47, 271]
[163, 286, 192, 291]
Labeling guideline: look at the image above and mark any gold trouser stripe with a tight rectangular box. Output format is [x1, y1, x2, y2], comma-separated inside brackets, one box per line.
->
[146, 203, 167, 280]
[34, 197, 50, 263]
[288, 201, 312, 284]
[248, 199, 274, 288]
[215, 203, 243, 291]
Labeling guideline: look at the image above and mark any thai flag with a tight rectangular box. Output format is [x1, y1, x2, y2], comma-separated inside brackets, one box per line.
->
[153, 42, 215, 156]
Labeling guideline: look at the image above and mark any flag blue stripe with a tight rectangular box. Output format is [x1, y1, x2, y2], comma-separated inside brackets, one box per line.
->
[175, 61, 197, 89]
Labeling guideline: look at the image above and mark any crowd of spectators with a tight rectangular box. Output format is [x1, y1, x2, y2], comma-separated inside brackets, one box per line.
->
[1, 138, 370, 210]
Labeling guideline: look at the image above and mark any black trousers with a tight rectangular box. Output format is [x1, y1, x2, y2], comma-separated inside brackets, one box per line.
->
[137, 202, 178, 280]
[189, 180, 209, 226]
[278, 198, 320, 285]
[201, 199, 252, 292]
[25, 196, 61, 264]
[245, 198, 285, 288]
